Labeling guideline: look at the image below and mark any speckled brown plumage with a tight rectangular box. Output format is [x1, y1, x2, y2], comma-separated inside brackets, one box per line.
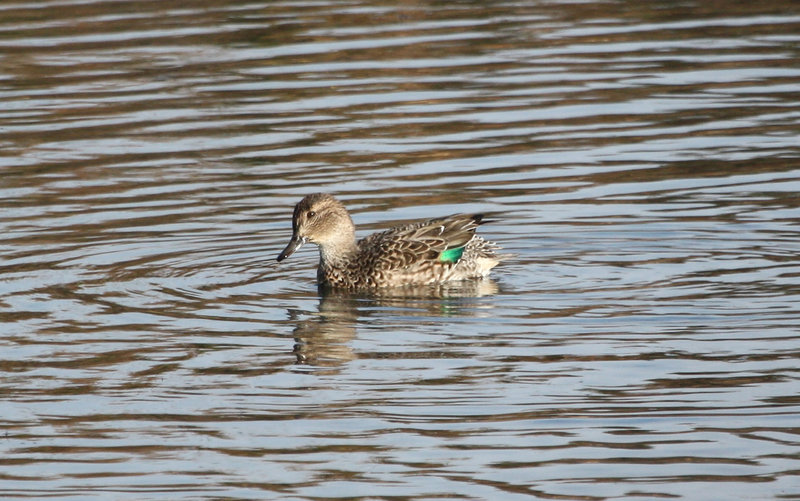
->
[277, 193, 507, 289]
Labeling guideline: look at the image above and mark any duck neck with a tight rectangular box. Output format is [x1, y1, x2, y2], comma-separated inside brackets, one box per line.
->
[318, 232, 358, 268]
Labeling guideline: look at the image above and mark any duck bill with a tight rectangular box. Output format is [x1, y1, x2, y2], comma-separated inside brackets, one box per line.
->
[276, 234, 306, 262]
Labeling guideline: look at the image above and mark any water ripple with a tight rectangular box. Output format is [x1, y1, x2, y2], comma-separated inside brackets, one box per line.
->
[1, 0, 799, 499]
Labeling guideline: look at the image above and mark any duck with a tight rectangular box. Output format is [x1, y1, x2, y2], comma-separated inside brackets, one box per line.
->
[276, 193, 506, 289]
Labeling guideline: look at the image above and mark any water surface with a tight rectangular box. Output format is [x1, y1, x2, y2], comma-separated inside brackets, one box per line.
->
[2, 0, 800, 499]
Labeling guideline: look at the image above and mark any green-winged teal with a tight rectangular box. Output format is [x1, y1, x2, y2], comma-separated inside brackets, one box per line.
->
[276, 193, 507, 289]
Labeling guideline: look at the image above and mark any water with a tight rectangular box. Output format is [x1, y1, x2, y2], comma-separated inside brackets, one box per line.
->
[2, 0, 800, 499]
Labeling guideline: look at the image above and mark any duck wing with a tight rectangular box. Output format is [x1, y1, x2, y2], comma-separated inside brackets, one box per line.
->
[359, 214, 485, 271]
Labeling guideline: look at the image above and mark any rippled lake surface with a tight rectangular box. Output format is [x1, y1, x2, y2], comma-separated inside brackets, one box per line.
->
[2, 1, 800, 499]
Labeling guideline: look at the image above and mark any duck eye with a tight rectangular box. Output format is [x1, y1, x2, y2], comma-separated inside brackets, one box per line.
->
[307, 211, 316, 218]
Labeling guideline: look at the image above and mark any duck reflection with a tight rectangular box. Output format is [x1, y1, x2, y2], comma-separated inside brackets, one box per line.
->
[289, 292, 358, 367]
[290, 279, 500, 367]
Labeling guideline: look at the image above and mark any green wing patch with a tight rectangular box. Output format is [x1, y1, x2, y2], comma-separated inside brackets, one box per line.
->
[438, 246, 465, 263]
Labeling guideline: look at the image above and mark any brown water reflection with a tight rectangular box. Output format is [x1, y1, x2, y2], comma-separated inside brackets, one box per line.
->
[2, 0, 800, 499]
